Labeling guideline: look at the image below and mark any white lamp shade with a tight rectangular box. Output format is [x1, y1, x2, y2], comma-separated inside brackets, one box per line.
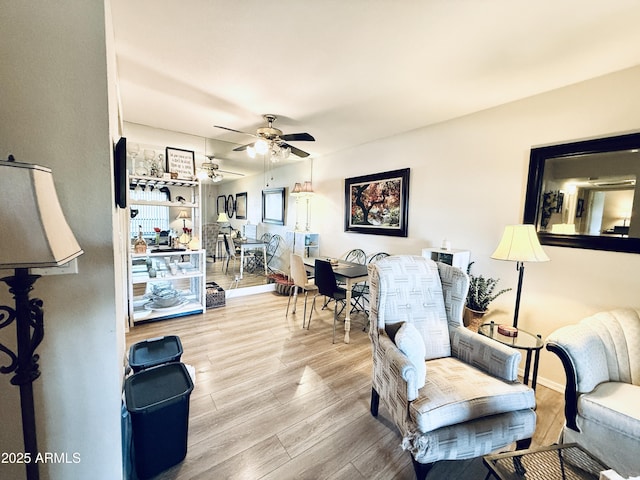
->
[177, 210, 190, 220]
[491, 224, 550, 263]
[0, 160, 83, 269]
[217, 212, 229, 223]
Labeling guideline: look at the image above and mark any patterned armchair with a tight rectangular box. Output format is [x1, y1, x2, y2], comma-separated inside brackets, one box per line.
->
[368, 256, 536, 479]
[546, 309, 640, 477]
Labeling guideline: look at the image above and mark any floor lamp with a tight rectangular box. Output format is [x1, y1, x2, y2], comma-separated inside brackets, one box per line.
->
[0, 157, 84, 480]
[491, 224, 549, 328]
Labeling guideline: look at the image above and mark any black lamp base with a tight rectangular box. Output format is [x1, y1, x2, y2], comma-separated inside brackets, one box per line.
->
[1, 268, 44, 480]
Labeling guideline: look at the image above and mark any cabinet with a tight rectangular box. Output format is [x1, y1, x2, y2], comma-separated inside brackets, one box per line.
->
[127, 174, 205, 325]
[421, 247, 470, 271]
[287, 231, 319, 258]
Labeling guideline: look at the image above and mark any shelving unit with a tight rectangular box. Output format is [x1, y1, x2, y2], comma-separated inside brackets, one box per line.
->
[288, 231, 320, 258]
[421, 247, 471, 271]
[127, 173, 205, 325]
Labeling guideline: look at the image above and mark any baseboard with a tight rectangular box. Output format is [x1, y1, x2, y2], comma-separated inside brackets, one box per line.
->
[226, 283, 275, 298]
[521, 368, 564, 393]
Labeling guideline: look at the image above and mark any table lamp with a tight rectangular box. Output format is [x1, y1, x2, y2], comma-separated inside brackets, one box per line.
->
[177, 210, 190, 229]
[491, 224, 549, 328]
[0, 156, 84, 480]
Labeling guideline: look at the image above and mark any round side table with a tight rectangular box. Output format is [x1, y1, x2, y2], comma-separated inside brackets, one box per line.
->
[478, 322, 543, 390]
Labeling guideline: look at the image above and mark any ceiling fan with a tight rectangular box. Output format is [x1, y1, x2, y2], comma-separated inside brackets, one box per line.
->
[199, 155, 245, 183]
[214, 114, 315, 159]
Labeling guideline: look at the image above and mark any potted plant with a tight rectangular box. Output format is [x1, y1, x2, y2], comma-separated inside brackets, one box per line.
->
[464, 262, 511, 331]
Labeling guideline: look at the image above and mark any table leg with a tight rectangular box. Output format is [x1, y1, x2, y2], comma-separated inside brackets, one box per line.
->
[531, 341, 541, 390]
[523, 349, 532, 386]
[344, 279, 352, 343]
[239, 246, 245, 279]
[262, 246, 267, 277]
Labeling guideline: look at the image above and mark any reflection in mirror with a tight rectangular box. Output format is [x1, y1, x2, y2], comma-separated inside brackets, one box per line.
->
[524, 132, 640, 253]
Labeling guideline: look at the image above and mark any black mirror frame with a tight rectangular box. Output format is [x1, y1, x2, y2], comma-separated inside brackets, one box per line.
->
[523, 132, 640, 254]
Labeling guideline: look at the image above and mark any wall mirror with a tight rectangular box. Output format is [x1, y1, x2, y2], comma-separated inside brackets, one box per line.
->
[523, 132, 640, 253]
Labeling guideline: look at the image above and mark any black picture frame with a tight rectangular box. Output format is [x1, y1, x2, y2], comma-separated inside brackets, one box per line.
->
[113, 137, 127, 208]
[216, 195, 226, 216]
[235, 192, 247, 219]
[345, 168, 410, 237]
[523, 132, 640, 253]
[262, 187, 285, 225]
[226, 194, 235, 218]
[165, 146, 195, 180]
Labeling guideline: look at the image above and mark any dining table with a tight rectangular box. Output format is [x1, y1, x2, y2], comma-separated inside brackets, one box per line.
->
[233, 237, 267, 279]
[302, 257, 369, 343]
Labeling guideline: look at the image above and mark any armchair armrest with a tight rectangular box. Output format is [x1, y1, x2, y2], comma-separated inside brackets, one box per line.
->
[545, 341, 579, 431]
[374, 333, 422, 401]
[449, 326, 522, 382]
[545, 324, 609, 432]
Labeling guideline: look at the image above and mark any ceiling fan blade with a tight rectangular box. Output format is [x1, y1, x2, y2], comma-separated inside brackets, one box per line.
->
[218, 169, 245, 176]
[233, 142, 254, 152]
[214, 125, 257, 137]
[282, 143, 311, 158]
[280, 132, 315, 142]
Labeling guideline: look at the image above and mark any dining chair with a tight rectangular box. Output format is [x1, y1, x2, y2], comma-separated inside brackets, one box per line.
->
[203, 223, 221, 261]
[343, 248, 366, 264]
[309, 259, 365, 343]
[223, 234, 237, 275]
[340, 248, 368, 312]
[286, 253, 318, 323]
[355, 252, 391, 328]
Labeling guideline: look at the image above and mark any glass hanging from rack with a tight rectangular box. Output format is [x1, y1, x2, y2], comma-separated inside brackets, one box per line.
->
[130, 187, 170, 237]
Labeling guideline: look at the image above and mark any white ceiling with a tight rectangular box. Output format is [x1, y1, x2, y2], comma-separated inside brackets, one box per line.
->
[110, 0, 640, 179]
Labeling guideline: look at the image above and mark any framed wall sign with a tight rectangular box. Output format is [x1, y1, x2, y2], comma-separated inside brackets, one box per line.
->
[345, 168, 410, 237]
[165, 147, 195, 180]
[235, 192, 247, 219]
[262, 187, 285, 225]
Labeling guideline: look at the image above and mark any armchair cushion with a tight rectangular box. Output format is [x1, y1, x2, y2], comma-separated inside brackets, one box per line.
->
[409, 357, 536, 433]
[579, 382, 640, 440]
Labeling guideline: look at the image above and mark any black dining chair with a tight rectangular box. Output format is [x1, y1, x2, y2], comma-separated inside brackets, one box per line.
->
[309, 259, 365, 343]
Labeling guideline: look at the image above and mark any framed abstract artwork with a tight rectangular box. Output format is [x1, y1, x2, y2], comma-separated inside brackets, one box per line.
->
[345, 168, 410, 237]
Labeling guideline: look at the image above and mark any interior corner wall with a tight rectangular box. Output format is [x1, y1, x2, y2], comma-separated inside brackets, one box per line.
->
[313, 65, 640, 389]
[0, 2, 123, 479]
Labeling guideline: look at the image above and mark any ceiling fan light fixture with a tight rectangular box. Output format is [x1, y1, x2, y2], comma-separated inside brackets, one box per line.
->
[255, 139, 269, 155]
[281, 146, 290, 159]
[247, 146, 256, 158]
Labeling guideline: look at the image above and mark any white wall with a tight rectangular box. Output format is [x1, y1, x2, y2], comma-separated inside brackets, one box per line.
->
[0, 1, 124, 479]
[314, 65, 640, 389]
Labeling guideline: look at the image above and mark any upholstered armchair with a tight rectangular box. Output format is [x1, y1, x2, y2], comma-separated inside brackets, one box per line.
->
[546, 309, 640, 477]
[368, 256, 537, 479]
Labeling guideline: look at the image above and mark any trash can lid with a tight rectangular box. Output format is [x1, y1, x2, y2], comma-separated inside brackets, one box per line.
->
[129, 335, 183, 370]
[125, 362, 194, 412]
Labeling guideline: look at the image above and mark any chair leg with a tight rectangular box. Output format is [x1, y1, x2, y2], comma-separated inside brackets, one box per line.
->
[306, 295, 317, 330]
[302, 291, 308, 322]
[370, 387, 380, 416]
[286, 285, 294, 316]
[332, 301, 338, 343]
[411, 457, 434, 480]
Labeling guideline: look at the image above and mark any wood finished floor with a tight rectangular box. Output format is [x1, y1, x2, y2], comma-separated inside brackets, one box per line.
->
[125, 292, 565, 480]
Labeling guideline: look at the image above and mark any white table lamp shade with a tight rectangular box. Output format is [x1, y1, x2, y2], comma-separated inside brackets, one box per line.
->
[0, 160, 83, 269]
[217, 212, 229, 223]
[491, 224, 549, 263]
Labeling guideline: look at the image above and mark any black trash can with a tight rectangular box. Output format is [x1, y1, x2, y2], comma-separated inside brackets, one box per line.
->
[125, 362, 194, 479]
[128, 335, 183, 372]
